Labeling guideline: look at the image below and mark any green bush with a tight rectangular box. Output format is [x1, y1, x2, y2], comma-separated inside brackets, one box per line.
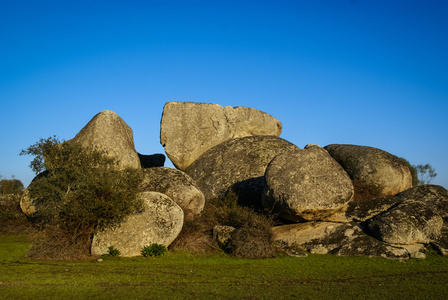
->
[101, 246, 121, 259]
[20, 137, 143, 259]
[141, 244, 167, 257]
[0, 193, 34, 235]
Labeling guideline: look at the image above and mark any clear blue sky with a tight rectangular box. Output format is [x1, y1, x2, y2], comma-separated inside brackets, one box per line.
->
[1, 0, 447, 188]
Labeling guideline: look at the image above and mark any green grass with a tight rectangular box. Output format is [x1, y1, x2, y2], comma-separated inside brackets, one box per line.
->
[1, 235, 448, 299]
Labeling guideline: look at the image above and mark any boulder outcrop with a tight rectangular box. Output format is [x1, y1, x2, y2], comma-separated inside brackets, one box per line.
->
[69, 110, 141, 170]
[394, 185, 448, 220]
[139, 167, 205, 220]
[368, 200, 443, 245]
[324, 144, 412, 201]
[91, 191, 184, 257]
[185, 136, 299, 210]
[346, 184, 448, 222]
[160, 102, 282, 170]
[262, 145, 354, 222]
[272, 222, 410, 259]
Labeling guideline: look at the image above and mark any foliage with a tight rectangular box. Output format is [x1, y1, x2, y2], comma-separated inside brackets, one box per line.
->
[399, 157, 419, 186]
[0, 193, 34, 235]
[19, 135, 60, 174]
[141, 244, 167, 257]
[20, 137, 143, 259]
[0, 177, 24, 196]
[414, 163, 437, 185]
[399, 158, 437, 186]
[101, 246, 121, 259]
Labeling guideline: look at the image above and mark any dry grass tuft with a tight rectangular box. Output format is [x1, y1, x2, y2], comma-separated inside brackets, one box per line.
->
[170, 190, 278, 258]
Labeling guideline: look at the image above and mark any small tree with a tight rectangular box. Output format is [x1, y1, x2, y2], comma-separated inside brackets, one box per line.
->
[20, 137, 143, 258]
[399, 158, 437, 186]
[414, 164, 437, 185]
[20, 135, 60, 174]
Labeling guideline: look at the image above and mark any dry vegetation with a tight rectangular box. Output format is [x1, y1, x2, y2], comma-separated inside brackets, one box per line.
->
[170, 190, 278, 259]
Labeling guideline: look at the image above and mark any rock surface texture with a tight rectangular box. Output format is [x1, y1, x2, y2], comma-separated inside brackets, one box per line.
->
[263, 145, 354, 222]
[91, 191, 183, 257]
[324, 144, 412, 201]
[272, 222, 410, 259]
[139, 167, 205, 220]
[185, 136, 299, 209]
[368, 200, 443, 245]
[70, 110, 141, 170]
[346, 184, 448, 222]
[160, 102, 282, 170]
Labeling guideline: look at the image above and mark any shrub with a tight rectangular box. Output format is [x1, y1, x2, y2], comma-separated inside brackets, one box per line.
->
[0, 193, 34, 235]
[0, 178, 24, 196]
[141, 244, 167, 257]
[101, 246, 121, 259]
[20, 137, 143, 259]
[170, 190, 278, 259]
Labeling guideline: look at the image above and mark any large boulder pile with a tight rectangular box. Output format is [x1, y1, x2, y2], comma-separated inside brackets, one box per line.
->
[22, 102, 448, 259]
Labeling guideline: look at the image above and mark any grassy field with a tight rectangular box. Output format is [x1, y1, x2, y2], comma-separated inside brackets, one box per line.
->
[1, 235, 448, 299]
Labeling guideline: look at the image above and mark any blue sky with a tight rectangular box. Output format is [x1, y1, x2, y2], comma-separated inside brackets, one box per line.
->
[1, 0, 447, 188]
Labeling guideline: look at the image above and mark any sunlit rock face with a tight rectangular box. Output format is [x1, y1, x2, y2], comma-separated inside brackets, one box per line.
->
[91, 191, 183, 257]
[160, 101, 282, 171]
[139, 167, 205, 220]
[368, 200, 443, 245]
[70, 110, 141, 170]
[262, 145, 354, 222]
[272, 222, 410, 259]
[185, 135, 299, 210]
[324, 144, 413, 201]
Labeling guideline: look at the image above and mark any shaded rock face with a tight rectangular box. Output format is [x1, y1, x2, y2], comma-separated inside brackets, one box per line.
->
[368, 200, 443, 245]
[272, 222, 409, 259]
[91, 192, 183, 257]
[139, 167, 205, 220]
[185, 136, 300, 209]
[160, 102, 282, 170]
[432, 222, 448, 257]
[324, 144, 412, 201]
[394, 185, 448, 220]
[70, 110, 141, 170]
[346, 184, 448, 222]
[263, 145, 354, 222]
[19, 170, 50, 217]
[138, 153, 165, 168]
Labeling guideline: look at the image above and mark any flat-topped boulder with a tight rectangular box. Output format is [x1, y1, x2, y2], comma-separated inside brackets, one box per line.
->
[262, 145, 354, 222]
[185, 136, 299, 210]
[324, 144, 412, 201]
[160, 102, 282, 170]
[91, 191, 183, 257]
